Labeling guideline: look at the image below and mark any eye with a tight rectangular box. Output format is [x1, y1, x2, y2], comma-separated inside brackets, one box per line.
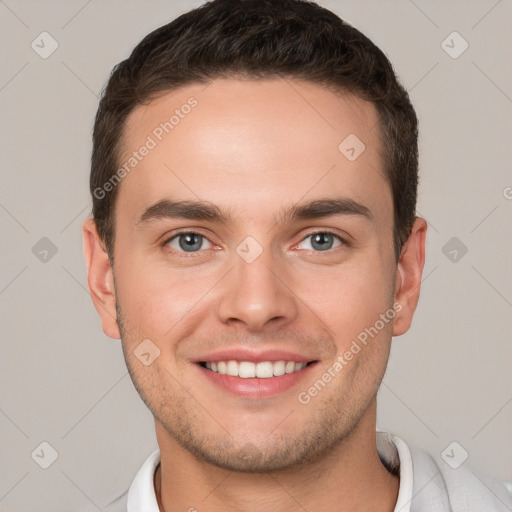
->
[296, 231, 345, 252]
[164, 232, 214, 253]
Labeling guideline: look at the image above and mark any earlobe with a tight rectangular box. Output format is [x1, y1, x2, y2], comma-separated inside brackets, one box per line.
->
[392, 217, 428, 337]
[82, 218, 121, 339]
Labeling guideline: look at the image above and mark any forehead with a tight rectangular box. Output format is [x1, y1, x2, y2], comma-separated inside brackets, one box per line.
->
[116, 78, 390, 230]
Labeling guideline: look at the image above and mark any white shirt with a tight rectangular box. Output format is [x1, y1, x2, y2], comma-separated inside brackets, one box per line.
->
[122, 430, 512, 512]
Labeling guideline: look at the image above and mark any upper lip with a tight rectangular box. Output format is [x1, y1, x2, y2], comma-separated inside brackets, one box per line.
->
[193, 348, 317, 364]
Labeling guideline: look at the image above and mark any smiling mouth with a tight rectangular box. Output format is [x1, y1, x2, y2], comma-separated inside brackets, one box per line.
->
[198, 360, 318, 379]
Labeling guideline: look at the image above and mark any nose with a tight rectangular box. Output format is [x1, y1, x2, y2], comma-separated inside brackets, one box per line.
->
[216, 245, 298, 332]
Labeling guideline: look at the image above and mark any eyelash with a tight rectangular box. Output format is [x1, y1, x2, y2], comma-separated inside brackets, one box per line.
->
[161, 230, 349, 257]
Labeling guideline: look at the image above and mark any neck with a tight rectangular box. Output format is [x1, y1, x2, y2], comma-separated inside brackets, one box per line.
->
[154, 401, 399, 512]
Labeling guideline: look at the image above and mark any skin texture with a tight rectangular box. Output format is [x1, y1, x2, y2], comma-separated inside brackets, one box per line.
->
[83, 78, 427, 512]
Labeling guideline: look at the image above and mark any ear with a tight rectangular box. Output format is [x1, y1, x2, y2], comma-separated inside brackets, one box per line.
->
[82, 218, 120, 339]
[392, 217, 428, 336]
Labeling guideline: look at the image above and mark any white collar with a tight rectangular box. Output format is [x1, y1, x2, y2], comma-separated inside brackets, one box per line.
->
[127, 430, 413, 512]
[127, 446, 161, 512]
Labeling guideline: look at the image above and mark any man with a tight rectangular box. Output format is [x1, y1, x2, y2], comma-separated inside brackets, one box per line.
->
[82, 0, 512, 510]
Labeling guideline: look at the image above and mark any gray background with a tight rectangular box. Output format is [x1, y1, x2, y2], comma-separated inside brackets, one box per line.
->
[1, 0, 511, 510]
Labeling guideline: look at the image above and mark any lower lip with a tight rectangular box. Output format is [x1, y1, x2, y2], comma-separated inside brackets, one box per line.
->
[196, 362, 318, 398]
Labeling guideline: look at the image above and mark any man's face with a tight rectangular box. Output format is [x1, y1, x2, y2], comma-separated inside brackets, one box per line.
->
[102, 79, 402, 471]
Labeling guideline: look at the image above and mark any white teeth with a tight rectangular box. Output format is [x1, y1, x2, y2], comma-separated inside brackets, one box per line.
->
[285, 361, 296, 374]
[256, 361, 274, 378]
[238, 361, 256, 378]
[273, 360, 286, 376]
[203, 360, 310, 378]
[226, 360, 238, 376]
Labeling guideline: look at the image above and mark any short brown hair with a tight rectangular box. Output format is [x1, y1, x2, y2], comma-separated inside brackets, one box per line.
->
[90, 0, 418, 263]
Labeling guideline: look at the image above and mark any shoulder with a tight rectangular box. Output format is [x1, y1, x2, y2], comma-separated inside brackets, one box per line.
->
[407, 441, 512, 512]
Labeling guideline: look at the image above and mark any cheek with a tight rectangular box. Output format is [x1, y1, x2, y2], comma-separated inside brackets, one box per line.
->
[294, 259, 394, 342]
[115, 257, 220, 343]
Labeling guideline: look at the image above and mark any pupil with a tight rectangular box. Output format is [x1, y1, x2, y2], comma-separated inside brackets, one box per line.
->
[312, 233, 332, 251]
[179, 234, 202, 252]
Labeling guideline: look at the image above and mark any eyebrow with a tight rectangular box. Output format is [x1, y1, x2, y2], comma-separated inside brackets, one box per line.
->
[135, 197, 373, 228]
